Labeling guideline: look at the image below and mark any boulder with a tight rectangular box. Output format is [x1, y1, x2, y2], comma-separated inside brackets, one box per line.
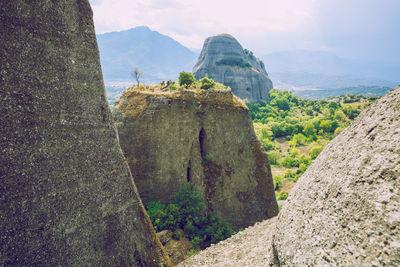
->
[193, 34, 273, 102]
[273, 86, 400, 266]
[0, 1, 170, 266]
[114, 88, 278, 229]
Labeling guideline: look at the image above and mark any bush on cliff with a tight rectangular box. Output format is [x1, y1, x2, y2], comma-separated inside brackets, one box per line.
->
[200, 77, 216, 90]
[146, 182, 233, 249]
[179, 72, 197, 87]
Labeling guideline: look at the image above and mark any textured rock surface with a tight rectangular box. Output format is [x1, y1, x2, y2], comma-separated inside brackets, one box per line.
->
[273, 86, 400, 266]
[193, 34, 273, 102]
[178, 217, 277, 266]
[158, 229, 193, 265]
[114, 88, 278, 229]
[0, 1, 171, 266]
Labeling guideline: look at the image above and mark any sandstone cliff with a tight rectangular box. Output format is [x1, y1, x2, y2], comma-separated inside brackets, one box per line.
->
[179, 86, 400, 266]
[0, 1, 170, 266]
[193, 34, 273, 102]
[114, 87, 278, 229]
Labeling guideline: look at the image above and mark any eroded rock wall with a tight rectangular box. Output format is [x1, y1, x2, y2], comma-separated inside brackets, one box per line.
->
[178, 87, 400, 266]
[193, 34, 273, 102]
[114, 89, 278, 229]
[0, 1, 170, 266]
[273, 86, 400, 266]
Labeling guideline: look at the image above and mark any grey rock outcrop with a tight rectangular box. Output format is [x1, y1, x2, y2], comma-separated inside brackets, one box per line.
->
[114, 88, 278, 229]
[179, 86, 400, 266]
[0, 1, 171, 266]
[193, 34, 273, 102]
[273, 86, 400, 266]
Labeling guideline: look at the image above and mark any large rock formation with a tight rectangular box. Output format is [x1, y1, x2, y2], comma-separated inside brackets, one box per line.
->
[0, 1, 171, 266]
[179, 86, 400, 266]
[114, 87, 278, 229]
[273, 86, 400, 266]
[193, 34, 273, 102]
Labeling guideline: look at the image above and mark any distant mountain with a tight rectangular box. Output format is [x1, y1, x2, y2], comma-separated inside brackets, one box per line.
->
[97, 26, 198, 83]
[261, 50, 400, 83]
[292, 86, 392, 100]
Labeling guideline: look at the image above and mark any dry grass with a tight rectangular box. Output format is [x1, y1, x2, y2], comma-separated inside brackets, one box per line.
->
[116, 85, 248, 118]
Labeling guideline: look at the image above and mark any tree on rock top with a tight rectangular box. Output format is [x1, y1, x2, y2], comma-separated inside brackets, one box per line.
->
[179, 72, 197, 87]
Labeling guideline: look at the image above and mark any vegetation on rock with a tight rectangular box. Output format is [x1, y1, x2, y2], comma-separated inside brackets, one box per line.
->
[146, 183, 234, 249]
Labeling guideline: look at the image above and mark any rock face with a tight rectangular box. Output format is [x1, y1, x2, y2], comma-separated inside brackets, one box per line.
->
[178, 87, 400, 266]
[273, 86, 400, 266]
[114, 88, 278, 229]
[193, 34, 273, 102]
[0, 1, 171, 266]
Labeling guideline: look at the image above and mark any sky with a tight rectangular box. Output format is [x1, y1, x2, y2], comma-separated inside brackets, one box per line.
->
[89, 0, 400, 63]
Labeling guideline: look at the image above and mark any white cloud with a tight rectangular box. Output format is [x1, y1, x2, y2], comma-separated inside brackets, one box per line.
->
[90, 0, 316, 52]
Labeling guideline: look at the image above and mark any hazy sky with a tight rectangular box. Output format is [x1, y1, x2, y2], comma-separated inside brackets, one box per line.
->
[90, 0, 400, 62]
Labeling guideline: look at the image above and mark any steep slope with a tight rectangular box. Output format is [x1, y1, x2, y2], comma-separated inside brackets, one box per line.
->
[114, 87, 278, 229]
[193, 34, 273, 102]
[97, 26, 198, 82]
[0, 1, 170, 266]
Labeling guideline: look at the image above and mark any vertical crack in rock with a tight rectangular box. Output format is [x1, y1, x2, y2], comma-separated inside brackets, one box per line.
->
[114, 88, 278, 229]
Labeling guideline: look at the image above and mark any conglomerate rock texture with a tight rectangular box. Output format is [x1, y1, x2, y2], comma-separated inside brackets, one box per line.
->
[0, 1, 171, 266]
[114, 88, 278, 229]
[273, 86, 400, 266]
[193, 34, 273, 103]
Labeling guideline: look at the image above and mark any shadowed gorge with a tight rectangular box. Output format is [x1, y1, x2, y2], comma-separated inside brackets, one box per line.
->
[0, 1, 171, 265]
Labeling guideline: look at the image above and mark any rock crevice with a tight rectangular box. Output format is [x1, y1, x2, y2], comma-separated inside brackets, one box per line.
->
[114, 88, 278, 229]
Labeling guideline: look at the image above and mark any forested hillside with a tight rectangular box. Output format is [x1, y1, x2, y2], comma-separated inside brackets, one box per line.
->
[247, 90, 376, 203]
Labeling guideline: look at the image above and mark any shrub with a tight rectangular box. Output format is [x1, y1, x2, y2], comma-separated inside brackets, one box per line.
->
[291, 133, 306, 146]
[275, 98, 290, 111]
[205, 153, 213, 162]
[262, 138, 279, 151]
[146, 182, 234, 249]
[283, 169, 295, 179]
[273, 175, 283, 190]
[280, 155, 299, 168]
[310, 145, 324, 159]
[288, 147, 300, 157]
[173, 182, 206, 225]
[200, 77, 216, 90]
[170, 82, 179, 90]
[267, 151, 281, 165]
[334, 126, 344, 136]
[303, 123, 316, 137]
[179, 72, 197, 87]
[277, 191, 289, 200]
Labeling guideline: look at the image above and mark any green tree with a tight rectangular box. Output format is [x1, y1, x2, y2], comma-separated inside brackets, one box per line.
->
[303, 123, 316, 137]
[200, 77, 216, 89]
[179, 72, 197, 87]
